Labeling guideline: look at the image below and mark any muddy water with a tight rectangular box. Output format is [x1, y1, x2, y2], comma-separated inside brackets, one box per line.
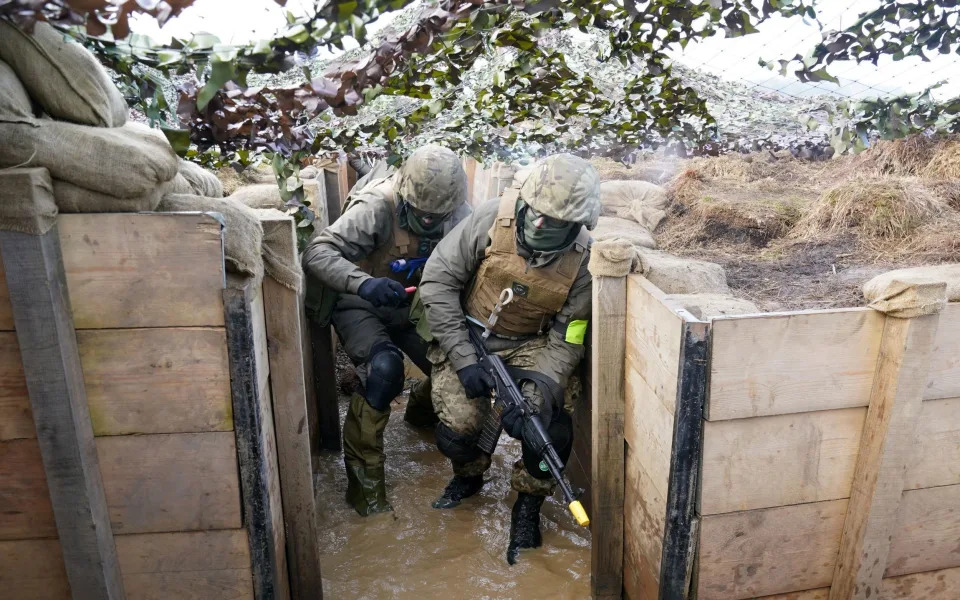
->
[315, 392, 592, 599]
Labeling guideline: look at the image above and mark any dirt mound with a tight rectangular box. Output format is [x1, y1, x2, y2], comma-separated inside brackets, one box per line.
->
[649, 139, 960, 311]
[797, 177, 949, 241]
[845, 134, 960, 179]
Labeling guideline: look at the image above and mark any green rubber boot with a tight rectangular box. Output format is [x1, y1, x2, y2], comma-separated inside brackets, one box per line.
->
[342, 392, 392, 516]
[404, 377, 439, 428]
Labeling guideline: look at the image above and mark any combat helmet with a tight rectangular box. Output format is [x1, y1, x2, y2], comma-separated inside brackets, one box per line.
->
[394, 144, 467, 214]
[518, 154, 601, 229]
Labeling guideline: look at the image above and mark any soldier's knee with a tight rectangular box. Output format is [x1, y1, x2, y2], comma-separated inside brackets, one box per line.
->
[364, 342, 405, 411]
[520, 412, 573, 480]
[435, 422, 481, 463]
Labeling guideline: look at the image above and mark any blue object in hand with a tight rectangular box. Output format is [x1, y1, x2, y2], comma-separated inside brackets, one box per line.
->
[389, 257, 428, 279]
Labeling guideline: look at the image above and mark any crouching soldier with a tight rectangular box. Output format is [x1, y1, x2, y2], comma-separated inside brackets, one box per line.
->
[418, 154, 599, 563]
[302, 145, 470, 516]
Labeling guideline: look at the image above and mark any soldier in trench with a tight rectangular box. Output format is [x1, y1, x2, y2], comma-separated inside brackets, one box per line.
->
[302, 145, 471, 516]
[418, 154, 599, 563]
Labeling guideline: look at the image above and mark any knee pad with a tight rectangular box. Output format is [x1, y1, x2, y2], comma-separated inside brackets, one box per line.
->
[521, 411, 573, 480]
[364, 342, 405, 411]
[435, 422, 482, 464]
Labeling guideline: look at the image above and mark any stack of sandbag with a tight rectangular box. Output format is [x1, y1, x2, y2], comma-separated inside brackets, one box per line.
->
[592, 215, 657, 249]
[0, 22, 188, 212]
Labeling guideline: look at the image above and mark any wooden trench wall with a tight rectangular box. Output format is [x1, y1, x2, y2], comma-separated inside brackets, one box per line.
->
[593, 273, 960, 600]
[0, 210, 320, 599]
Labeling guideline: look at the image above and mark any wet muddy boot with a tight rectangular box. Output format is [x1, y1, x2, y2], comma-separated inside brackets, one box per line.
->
[507, 492, 545, 565]
[342, 393, 392, 516]
[432, 474, 484, 509]
[403, 377, 439, 429]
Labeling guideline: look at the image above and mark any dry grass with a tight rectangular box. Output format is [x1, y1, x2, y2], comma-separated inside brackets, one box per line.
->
[842, 134, 960, 179]
[590, 156, 681, 183]
[796, 177, 949, 241]
[216, 164, 275, 195]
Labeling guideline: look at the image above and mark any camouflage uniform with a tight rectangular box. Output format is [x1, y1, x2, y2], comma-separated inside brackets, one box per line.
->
[302, 145, 470, 515]
[419, 154, 600, 498]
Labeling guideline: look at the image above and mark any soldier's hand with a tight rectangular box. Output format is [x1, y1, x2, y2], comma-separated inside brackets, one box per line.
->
[457, 364, 495, 399]
[500, 403, 525, 440]
[358, 277, 408, 307]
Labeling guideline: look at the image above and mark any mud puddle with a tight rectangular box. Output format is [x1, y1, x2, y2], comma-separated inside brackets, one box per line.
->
[315, 391, 591, 599]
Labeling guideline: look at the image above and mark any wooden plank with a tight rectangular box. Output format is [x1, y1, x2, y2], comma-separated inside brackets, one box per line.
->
[298, 296, 321, 465]
[623, 444, 667, 600]
[886, 484, 960, 577]
[0, 332, 32, 440]
[0, 225, 124, 599]
[590, 275, 626, 600]
[0, 438, 56, 539]
[926, 302, 960, 399]
[224, 277, 290, 600]
[261, 220, 323, 600]
[659, 321, 708, 599]
[336, 155, 357, 206]
[0, 538, 70, 599]
[700, 407, 866, 515]
[625, 275, 685, 414]
[116, 530, 253, 600]
[0, 532, 255, 600]
[906, 396, 960, 490]
[79, 328, 233, 436]
[58, 213, 225, 329]
[697, 499, 848, 599]
[568, 357, 593, 509]
[97, 432, 242, 534]
[708, 308, 885, 420]
[0, 249, 11, 331]
[760, 566, 960, 599]
[624, 363, 674, 494]
[831, 312, 940, 600]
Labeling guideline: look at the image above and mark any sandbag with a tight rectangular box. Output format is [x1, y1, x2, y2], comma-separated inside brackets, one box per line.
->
[253, 209, 303, 293]
[178, 159, 223, 198]
[592, 216, 656, 249]
[0, 60, 36, 124]
[230, 184, 284, 210]
[158, 193, 264, 284]
[600, 180, 667, 218]
[863, 264, 960, 304]
[53, 178, 173, 213]
[665, 293, 759, 319]
[0, 167, 57, 235]
[0, 120, 178, 197]
[300, 165, 320, 179]
[636, 249, 730, 294]
[0, 21, 126, 127]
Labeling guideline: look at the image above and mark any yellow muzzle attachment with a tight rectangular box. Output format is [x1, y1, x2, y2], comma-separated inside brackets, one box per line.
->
[569, 500, 590, 527]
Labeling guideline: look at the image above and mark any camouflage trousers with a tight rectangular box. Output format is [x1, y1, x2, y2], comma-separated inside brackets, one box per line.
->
[428, 336, 580, 496]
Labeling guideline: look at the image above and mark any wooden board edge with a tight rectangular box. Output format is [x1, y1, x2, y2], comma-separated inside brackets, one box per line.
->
[659, 320, 709, 600]
[223, 277, 289, 600]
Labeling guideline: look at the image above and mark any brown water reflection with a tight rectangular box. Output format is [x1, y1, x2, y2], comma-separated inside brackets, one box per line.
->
[315, 393, 592, 599]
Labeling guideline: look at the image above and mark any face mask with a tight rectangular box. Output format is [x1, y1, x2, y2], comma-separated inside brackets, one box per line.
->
[519, 204, 576, 252]
[399, 201, 446, 238]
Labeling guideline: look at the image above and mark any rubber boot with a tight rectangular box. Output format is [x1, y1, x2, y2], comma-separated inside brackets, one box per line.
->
[404, 377, 439, 429]
[507, 492, 545, 565]
[431, 474, 484, 509]
[342, 392, 392, 516]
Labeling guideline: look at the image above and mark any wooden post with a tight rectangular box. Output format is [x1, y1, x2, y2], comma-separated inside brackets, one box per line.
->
[311, 319, 342, 450]
[224, 276, 290, 600]
[0, 226, 125, 600]
[830, 303, 943, 600]
[260, 217, 323, 600]
[659, 321, 708, 599]
[590, 275, 627, 599]
[336, 154, 357, 209]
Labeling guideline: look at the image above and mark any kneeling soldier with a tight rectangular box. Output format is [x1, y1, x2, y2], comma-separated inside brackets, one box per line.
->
[302, 145, 470, 516]
[418, 154, 599, 563]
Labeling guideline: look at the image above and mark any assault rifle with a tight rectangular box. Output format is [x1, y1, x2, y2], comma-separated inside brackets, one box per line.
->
[468, 324, 590, 527]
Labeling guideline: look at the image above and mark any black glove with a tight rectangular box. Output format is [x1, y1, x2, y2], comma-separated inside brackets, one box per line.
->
[457, 364, 495, 399]
[500, 402, 526, 440]
[358, 277, 408, 307]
